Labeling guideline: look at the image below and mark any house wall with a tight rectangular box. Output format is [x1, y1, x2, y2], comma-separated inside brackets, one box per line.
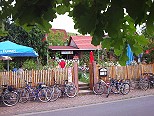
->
[69, 40, 78, 48]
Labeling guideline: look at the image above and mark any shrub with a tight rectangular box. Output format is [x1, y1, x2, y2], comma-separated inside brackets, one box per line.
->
[23, 59, 37, 70]
[0, 61, 4, 71]
[78, 71, 82, 80]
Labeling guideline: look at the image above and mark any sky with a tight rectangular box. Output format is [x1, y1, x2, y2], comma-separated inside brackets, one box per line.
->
[50, 13, 79, 34]
[50, 13, 143, 35]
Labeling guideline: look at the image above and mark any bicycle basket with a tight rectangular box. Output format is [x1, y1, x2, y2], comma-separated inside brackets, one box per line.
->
[8, 85, 15, 92]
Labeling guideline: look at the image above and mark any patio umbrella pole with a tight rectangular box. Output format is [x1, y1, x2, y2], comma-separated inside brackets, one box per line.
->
[7, 60, 9, 71]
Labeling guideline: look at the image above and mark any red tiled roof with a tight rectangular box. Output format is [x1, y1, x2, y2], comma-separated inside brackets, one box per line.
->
[69, 35, 101, 50]
[48, 46, 78, 50]
[49, 35, 101, 51]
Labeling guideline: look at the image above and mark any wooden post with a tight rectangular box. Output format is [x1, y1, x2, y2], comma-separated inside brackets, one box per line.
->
[89, 62, 93, 90]
[73, 62, 79, 91]
[152, 63, 154, 73]
[95, 62, 99, 84]
[90, 61, 98, 90]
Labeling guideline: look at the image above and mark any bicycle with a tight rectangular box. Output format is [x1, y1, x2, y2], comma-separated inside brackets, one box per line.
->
[106, 78, 130, 97]
[48, 79, 61, 102]
[139, 73, 154, 90]
[93, 79, 110, 95]
[145, 73, 154, 88]
[93, 78, 117, 97]
[111, 79, 130, 95]
[50, 79, 77, 101]
[128, 76, 149, 91]
[124, 78, 138, 90]
[138, 77, 149, 91]
[18, 80, 52, 103]
[0, 85, 19, 107]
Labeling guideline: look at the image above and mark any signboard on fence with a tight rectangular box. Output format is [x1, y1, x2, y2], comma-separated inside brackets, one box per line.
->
[68, 67, 72, 82]
[99, 68, 107, 77]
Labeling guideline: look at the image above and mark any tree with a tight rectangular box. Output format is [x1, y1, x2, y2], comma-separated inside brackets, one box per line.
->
[1, 0, 154, 65]
[142, 28, 154, 50]
[47, 29, 65, 46]
[0, 23, 48, 65]
[141, 27, 154, 63]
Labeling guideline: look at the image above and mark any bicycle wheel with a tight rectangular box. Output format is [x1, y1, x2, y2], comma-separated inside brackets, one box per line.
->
[50, 86, 61, 102]
[65, 83, 77, 98]
[93, 82, 105, 95]
[139, 79, 150, 91]
[18, 88, 29, 103]
[38, 88, 52, 102]
[2, 91, 19, 107]
[111, 84, 119, 94]
[121, 83, 130, 95]
[129, 79, 137, 90]
[106, 85, 112, 98]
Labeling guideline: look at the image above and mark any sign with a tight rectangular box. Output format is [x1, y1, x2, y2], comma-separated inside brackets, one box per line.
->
[99, 68, 107, 77]
[0, 50, 16, 53]
[61, 51, 73, 54]
[68, 67, 72, 82]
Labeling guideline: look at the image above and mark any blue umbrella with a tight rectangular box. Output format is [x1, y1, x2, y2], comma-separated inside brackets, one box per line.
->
[0, 41, 38, 71]
[126, 44, 134, 65]
[0, 41, 38, 57]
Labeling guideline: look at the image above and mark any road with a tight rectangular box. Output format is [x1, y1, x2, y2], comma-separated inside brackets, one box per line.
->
[15, 95, 154, 116]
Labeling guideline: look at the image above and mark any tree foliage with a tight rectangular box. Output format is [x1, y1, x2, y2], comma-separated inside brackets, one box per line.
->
[47, 30, 66, 46]
[0, 23, 48, 65]
[1, 0, 154, 65]
[142, 28, 154, 50]
[141, 27, 154, 63]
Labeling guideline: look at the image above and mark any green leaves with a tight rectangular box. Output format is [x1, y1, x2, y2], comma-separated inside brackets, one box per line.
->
[36, 18, 52, 33]
[119, 50, 128, 66]
[101, 37, 112, 50]
[1, 0, 154, 65]
[72, 1, 98, 34]
[147, 3, 154, 34]
[47, 30, 65, 46]
[56, 5, 70, 14]
[122, 0, 148, 24]
[105, 0, 124, 37]
[12, 0, 57, 33]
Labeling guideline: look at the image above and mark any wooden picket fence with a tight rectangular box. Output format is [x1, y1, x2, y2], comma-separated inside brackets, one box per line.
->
[0, 63, 154, 88]
[100, 63, 154, 81]
[0, 67, 73, 88]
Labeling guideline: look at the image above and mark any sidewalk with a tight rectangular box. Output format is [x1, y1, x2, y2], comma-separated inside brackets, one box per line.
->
[0, 88, 154, 116]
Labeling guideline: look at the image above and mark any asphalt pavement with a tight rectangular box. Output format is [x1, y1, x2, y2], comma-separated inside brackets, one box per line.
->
[14, 95, 154, 116]
[0, 88, 154, 116]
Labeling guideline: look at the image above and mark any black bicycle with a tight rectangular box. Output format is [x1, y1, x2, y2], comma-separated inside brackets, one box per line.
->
[0, 85, 19, 107]
[106, 78, 130, 97]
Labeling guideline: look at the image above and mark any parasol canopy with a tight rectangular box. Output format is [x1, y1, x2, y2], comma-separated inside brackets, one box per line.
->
[0, 41, 38, 57]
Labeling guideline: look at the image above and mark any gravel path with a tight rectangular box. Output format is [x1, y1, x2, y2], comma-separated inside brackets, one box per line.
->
[0, 88, 154, 116]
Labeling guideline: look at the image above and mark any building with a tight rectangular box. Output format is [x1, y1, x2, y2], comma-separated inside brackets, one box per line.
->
[48, 35, 101, 60]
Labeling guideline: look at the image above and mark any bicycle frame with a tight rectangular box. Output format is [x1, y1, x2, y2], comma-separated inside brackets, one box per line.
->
[57, 80, 69, 97]
[53, 79, 77, 98]
[100, 80, 110, 87]
[24, 81, 42, 100]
